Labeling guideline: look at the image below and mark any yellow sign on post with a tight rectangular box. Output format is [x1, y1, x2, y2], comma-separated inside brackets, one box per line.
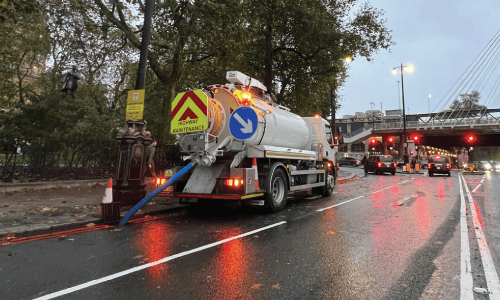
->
[170, 89, 208, 134]
[126, 90, 145, 120]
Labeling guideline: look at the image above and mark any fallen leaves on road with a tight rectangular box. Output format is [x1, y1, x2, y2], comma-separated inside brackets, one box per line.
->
[86, 223, 96, 227]
[251, 284, 262, 290]
[328, 230, 336, 235]
[272, 284, 281, 290]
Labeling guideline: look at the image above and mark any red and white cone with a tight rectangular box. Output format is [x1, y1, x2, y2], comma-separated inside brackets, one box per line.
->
[252, 157, 259, 191]
[103, 177, 113, 203]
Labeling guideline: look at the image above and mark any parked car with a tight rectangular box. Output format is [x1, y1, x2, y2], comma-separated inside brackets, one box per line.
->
[338, 157, 361, 167]
[428, 155, 451, 177]
[364, 155, 397, 175]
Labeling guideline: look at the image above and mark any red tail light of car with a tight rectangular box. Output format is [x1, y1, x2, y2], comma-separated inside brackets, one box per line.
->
[446, 163, 450, 168]
[377, 162, 383, 167]
[428, 163, 432, 169]
[393, 163, 397, 168]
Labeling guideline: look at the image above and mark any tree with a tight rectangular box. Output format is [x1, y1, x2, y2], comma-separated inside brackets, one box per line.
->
[444, 91, 487, 118]
[0, 0, 49, 107]
[89, 0, 393, 142]
[243, 0, 393, 115]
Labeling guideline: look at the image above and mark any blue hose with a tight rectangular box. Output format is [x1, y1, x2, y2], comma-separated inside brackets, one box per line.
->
[119, 162, 197, 226]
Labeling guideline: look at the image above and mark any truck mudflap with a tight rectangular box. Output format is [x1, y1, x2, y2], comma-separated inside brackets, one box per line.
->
[158, 192, 264, 200]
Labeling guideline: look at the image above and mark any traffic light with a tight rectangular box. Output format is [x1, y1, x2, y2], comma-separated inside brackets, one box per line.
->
[466, 134, 475, 144]
[412, 134, 420, 145]
[370, 138, 377, 145]
[387, 136, 395, 150]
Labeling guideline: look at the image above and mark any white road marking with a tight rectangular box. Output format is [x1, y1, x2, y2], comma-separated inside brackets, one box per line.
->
[316, 196, 365, 212]
[480, 178, 485, 184]
[461, 175, 500, 299]
[34, 221, 287, 300]
[458, 175, 474, 299]
[471, 184, 482, 194]
[399, 180, 410, 185]
[372, 189, 385, 194]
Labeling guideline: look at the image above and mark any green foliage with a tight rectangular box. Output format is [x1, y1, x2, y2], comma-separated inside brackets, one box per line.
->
[0, 0, 49, 107]
[441, 91, 487, 118]
[0, 69, 121, 141]
[90, 0, 392, 143]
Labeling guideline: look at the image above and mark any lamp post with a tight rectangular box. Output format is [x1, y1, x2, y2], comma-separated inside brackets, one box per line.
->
[397, 81, 401, 110]
[392, 63, 414, 164]
[427, 94, 432, 113]
[370, 101, 375, 128]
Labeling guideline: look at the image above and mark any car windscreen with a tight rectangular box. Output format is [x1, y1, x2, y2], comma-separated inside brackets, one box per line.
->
[380, 156, 394, 162]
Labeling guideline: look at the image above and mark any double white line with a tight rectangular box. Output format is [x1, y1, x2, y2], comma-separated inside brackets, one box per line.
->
[459, 174, 500, 299]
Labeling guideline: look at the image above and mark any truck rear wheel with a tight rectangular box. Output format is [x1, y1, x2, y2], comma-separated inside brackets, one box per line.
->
[314, 164, 335, 197]
[264, 166, 288, 212]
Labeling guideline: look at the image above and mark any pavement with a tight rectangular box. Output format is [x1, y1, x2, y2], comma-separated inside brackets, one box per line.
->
[0, 169, 357, 239]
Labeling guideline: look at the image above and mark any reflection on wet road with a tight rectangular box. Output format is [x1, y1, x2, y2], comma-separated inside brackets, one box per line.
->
[3, 168, 500, 300]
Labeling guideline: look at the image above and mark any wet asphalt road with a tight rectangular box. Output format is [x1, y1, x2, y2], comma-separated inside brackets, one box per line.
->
[1, 168, 500, 300]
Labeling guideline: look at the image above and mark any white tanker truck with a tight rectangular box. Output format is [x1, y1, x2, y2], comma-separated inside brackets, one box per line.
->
[156, 71, 338, 212]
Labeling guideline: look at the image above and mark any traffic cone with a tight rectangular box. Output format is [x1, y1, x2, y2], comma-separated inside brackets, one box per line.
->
[100, 177, 120, 223]
[252, 157, 260, 191]
[102, 177, 113, 204]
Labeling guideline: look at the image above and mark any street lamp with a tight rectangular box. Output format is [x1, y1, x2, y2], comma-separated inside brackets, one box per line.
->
[427, 94, 432, 113]
[392, 63, 415, 164]
[370, 101, 375, 128]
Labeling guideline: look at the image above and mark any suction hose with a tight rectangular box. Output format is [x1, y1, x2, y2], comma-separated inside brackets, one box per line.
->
[119, 161, 197, 226]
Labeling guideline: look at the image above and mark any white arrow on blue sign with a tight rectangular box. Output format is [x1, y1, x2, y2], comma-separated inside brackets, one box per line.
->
[229, 107, 258, 140]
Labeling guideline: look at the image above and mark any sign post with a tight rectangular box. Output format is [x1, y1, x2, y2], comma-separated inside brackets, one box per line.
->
[126, 90, 145, 120]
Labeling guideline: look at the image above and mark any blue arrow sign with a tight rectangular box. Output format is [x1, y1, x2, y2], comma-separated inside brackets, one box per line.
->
[229, 107, 258, 140]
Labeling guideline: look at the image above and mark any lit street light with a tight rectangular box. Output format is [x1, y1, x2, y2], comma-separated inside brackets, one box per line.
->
[392, 63, 415, 164]
[427, 94, 432, 113]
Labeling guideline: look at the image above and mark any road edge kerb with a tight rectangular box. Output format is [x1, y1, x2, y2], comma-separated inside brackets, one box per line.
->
[0, 179, 109, 193]
[337, 172, 357, 185]
[0, 202, 189, 242]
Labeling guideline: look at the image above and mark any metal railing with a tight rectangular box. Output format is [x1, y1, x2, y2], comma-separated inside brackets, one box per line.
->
[0, 135, 182, 183]
[373, 117, 500, 130]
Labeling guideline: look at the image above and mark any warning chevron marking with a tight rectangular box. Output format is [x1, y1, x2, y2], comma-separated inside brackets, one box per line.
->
[171, 90, 207, 119]
[170, 89, 208, 134]
[178, 107, 198, 121]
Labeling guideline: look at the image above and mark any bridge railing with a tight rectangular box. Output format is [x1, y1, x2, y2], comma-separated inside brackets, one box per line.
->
[374, 117, 499, 130]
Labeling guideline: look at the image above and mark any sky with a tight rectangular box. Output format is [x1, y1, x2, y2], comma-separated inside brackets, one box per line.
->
[338, 0, 500, 118]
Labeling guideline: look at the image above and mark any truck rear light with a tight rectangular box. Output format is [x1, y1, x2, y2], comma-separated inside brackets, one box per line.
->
[155, 177, 167, 186]
[225, 178, 244, 187]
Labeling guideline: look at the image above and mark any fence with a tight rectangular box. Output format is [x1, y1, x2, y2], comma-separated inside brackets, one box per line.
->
[0, 135, 182, 183]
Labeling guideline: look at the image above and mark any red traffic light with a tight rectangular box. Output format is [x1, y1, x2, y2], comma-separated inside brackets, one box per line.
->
[413, 135, 419, 142]
[370, 138, 377, 144]
[467, 134, 475, 143]
[388, 137, 394, 143]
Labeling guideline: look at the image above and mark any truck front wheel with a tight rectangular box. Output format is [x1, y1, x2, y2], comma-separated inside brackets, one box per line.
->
[264, 166, 288, 212]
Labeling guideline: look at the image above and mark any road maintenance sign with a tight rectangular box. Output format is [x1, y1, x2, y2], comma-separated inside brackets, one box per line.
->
[170, 89, 208, 134]
[126, 90, 145, 120]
